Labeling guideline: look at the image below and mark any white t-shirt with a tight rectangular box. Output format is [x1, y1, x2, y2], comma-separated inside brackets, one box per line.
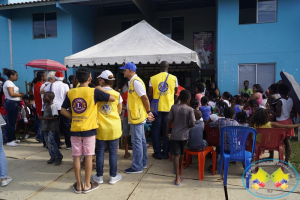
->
[103, 86, 123, 103]
[276, 98, 293, 121]
[3, 80, 21, 101]
[149, 76, 179, 87]
[44, 81, 69, 110]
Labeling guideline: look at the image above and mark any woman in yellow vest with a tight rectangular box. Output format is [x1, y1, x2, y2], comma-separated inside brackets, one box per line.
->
[92, 70, 123, 185]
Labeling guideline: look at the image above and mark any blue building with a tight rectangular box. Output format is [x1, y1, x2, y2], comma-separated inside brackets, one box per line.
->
[0, 0, 299, 96]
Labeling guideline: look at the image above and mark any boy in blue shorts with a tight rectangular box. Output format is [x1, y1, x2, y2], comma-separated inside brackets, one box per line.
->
[61, 68, 115, 194]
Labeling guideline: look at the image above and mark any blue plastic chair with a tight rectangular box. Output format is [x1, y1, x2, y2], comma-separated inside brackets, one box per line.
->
[218, 126, 257, 189]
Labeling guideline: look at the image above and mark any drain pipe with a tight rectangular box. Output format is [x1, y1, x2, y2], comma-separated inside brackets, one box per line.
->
[8, 18, 13, 69]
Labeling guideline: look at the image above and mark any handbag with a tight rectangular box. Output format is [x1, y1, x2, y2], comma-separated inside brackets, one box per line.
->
[150, 74, 169, 115]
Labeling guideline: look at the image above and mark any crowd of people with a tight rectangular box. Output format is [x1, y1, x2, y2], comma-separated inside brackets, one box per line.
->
[0, 61, 299, 191]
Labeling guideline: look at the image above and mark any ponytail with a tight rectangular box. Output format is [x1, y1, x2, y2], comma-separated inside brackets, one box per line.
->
[3, 68, 17, 78]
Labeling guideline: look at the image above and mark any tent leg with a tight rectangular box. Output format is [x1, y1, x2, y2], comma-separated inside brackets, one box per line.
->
[64, 70, 68, 80]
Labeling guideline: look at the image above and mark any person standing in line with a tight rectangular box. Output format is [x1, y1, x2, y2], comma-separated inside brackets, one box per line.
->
[120, 62, 154, 173]
[148, 61, 178, 160]
[41, 71, 71, 149]
[34, 71, 47, 143]
[240, 80, 253, 96]
[2, 68, 24, 146]
[93, 70, 123, 185]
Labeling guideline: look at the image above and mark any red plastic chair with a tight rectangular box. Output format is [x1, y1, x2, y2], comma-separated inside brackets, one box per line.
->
[205, 124, 220, 146]
[180, 147, 216, 181]
[255, 128, 286, 171]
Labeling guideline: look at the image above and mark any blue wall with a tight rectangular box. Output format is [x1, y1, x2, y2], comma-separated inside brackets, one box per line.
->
[0, 4, 94, 93]
[217, 0, 300, 95]
[0, 16, 10, 72]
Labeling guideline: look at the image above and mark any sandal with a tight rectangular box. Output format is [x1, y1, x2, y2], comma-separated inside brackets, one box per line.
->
[207, 165, 218, 172]
[72, 182, 82, 194]
[124, 153, 131, 159]
[82, 182, 99, 194]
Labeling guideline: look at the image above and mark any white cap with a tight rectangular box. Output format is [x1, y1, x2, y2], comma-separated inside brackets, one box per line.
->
[97, 70, 115, 80]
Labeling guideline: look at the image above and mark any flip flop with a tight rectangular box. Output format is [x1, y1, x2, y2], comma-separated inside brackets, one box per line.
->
[82, 182, 99, 194]
[174, 177, 183, 186]
[124, 153, 131, 159]
[72, 182, 82, 194]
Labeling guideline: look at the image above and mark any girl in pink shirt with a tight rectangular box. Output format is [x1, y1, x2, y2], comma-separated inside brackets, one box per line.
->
[195, 83, 205, 109]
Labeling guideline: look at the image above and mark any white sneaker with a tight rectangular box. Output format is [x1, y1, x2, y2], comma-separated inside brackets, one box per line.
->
[1, 176, 12, 187]
[6, 141, 18, 147]
[14, 139, 20, 143]
[25, 134, 29, 139]
[23, 118, 28, 123]
[92, 174, 103, 184]
[143, 166, 147, 169]
[109, 174, 122, 184]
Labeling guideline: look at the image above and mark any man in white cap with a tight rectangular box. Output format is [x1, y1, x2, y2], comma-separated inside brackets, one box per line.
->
[41, 71, 71, 149]
[120, 63, 154, 174]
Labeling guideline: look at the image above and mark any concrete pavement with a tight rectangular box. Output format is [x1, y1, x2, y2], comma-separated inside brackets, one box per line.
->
[0, 138, 299, 200]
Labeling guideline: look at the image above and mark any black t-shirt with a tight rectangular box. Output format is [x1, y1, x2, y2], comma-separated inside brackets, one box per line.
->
[61, 88, 110, 137]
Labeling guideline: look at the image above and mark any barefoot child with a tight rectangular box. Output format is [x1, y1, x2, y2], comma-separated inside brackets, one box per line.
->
[61, 68, 115, 194]
[38, 92, 63, 165]
[166, 90, 195, 185]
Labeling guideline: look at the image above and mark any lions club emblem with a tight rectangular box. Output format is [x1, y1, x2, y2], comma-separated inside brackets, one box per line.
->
[99, 102, 112, 115]
[72, 98, 87, 114]
[158, 82, 169, 92]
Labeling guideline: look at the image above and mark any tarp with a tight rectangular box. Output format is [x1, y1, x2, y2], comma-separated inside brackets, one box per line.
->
[64, 20, 201, 68]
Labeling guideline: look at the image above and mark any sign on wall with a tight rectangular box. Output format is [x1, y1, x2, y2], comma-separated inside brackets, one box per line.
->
[193, 31, 214, 64]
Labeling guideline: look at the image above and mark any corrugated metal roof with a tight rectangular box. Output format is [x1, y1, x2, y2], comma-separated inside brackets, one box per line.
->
[0, 0, 55, 7]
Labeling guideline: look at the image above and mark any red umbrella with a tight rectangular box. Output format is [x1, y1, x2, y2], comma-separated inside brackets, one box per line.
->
[25, 59, 68, 71]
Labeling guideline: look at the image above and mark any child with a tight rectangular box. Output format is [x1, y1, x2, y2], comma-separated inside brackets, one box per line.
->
[222, 92, 232, 107]
[200, 96, 211, 122]
[230, 98, 242, 119]
[267, 84, 296, 163]
[38, 91, 63, 165]
[187, 99, 207, 151]
[195, 83, 205, 109]
[213, 101, 228, 117]
[251, 108, 300, 161]
[241, 80, 253, 96]
[236, 111, 248, 127]
[207, 95, 216, 108]
[166, 90, 195, 185]
[61, 68, 115, 194]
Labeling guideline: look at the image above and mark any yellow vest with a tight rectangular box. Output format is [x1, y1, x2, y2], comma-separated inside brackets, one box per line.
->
[96, 89, 122, 140]
[128, 76, 148, 124]
[68, 87, 98, 132]
[151, 72, 176, 112]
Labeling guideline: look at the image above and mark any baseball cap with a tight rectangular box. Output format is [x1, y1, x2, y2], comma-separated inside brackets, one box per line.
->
[119, 62, 136, 72]
[97, 70, 115, 80]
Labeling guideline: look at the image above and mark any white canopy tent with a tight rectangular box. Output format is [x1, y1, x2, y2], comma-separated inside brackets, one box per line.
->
[64, 20, 201, 68]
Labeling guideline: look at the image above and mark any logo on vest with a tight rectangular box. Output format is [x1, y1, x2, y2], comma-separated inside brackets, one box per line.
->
[158, 82, 169, 93]
[128, 89, 134, 94]
[72, 98, 87, 114]
[99, 102, 112, 115]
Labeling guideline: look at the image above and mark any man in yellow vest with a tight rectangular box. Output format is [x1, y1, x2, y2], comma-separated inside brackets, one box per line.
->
[120, 62, 154, 174]
[148, 61, 178, 159]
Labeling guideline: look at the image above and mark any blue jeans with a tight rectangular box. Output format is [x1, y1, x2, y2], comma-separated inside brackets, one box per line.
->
[151, 112, 169, 158]
[96, 139, 118, 177]
[4, 100, 19, 143]
[0, 127, 8, 179]
[43, 131, 62, 158]
[131, 123, 147, 171]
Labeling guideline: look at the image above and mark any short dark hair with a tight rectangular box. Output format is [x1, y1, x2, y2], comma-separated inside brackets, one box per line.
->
[88, 82, 95, 88]
[222, 91, 232, 100]
[3, 68, 17, 78]
[236, 111, 247, 124]
[196, 83, 205, 93]
[160, 61, 169, 70]
[201, 96, 209, 105]
[68, 75, 75, 83]
[76, 68, 90, 83]
[244, 80, 249, 84]
[242, 93, 249, 99]
[36, 71, 45, 81]
[179, 90, 191, 103]
[45, 91, 55, 100]
[190, 99, 199, 109]
[224, 107, 235, 119]
[236, 98, 244, 105]
[277, 83, 289, 96]
[208, 95, 214, 101]
[253, 84, 264, 93]
[249, 99, 259, 107]
[268, 83, 278, 94]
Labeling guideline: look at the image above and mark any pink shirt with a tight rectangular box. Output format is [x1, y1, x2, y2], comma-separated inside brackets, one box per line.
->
[195, 93, 204, 109]
[257, 93, 262, 106]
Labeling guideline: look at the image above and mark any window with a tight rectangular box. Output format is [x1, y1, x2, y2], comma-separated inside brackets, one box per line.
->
[159, 17, 184, 40]
[239, 0, 277, 24]
[238, 63, 275, 93]
[121, 20, 141, 31]
[33, 12, 57, 39]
